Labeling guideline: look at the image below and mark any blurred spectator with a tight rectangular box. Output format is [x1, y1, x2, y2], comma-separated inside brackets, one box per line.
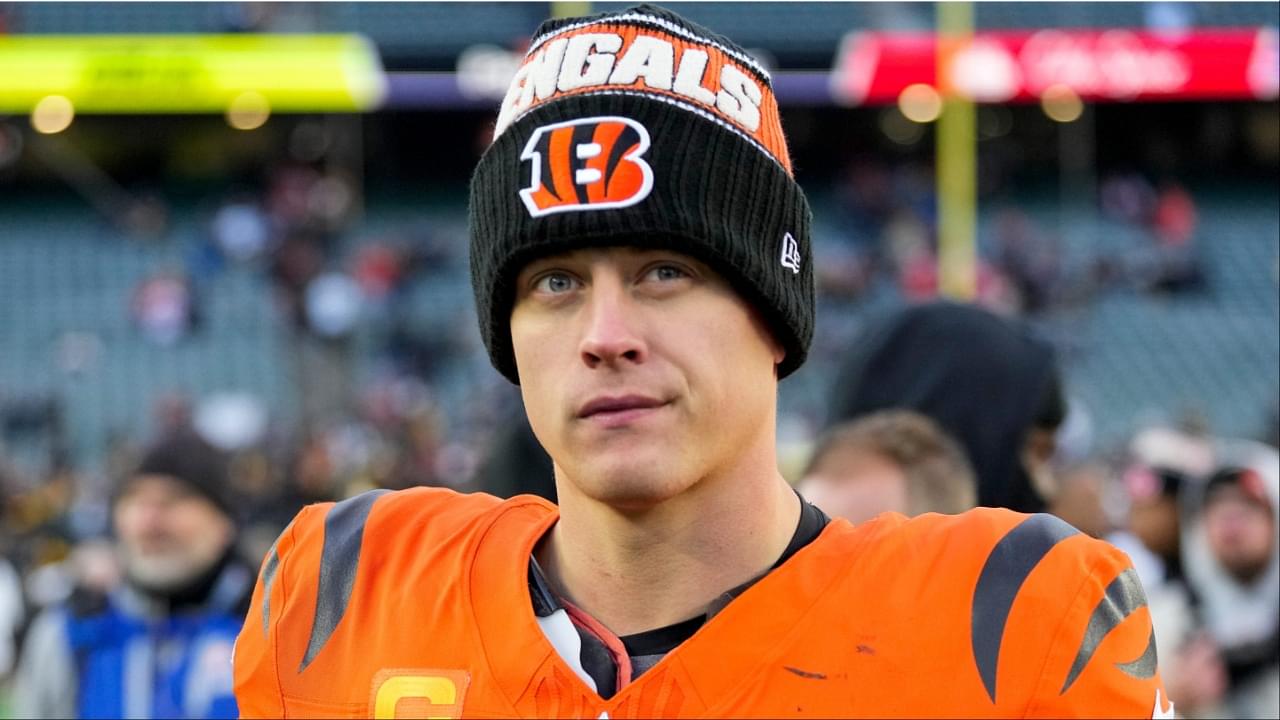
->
[1145, 180, 1206, 295]
[1100, 170, 1157, 226]
[827, 301, 1065, 513]
[0, 555, 22, 677]
[266, 163, 323, 231]
[897, 246, 939, 301]
[193, 393, 268, 453]
[1114, 465, 1190, 588]
[1153, 181, 1198, 248]
[129, 270, 201, 346]
[13, 432, 253, 718]
[353, 242, 406, 304]
[265, 163, 353, 236]
[304, 271, 364, 339]
[1105, 462, 1200, 697]
[883, 208, 932, 286]
[210, 196, 271, 264]
[833, 159, 895, 249]
[1130, 424, 1217, 480]
[1047, 461, 1111, 539]
[148, 392, 195, 443]
[886, 213, 1018, 314]
[992, 208, 1063, 314]
[1176, 440, 1280, 718]
[383, 320, 458, 382]
[796, 410, 976, 525]
[269, 230, 326, 331]
[120, 192, 171, 241]
[811, 239, 873, 301]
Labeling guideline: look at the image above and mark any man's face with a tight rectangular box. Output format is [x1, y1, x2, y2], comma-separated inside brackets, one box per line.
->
[1129, 495, 1180, 559]
[1203, 487, 1274, 584]
[114, 474, 234, 592]
[796, 448, 909, 525]
[510, 247, 783, 510]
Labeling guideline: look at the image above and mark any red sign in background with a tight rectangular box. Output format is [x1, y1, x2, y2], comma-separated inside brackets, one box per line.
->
[831, 28, 1279, 105]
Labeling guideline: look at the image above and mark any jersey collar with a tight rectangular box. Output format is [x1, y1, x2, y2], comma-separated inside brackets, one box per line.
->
[469, 496, 854, 716]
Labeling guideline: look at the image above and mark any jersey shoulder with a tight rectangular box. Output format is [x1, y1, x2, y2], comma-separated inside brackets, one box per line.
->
[237, 488, 555, 709]
[815, 509, 1163, 716]
[274, 487, 556, 605]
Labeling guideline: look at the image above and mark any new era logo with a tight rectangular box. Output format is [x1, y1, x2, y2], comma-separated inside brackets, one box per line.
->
[780, 232, 801, 274]
[519, 116, 654, 218]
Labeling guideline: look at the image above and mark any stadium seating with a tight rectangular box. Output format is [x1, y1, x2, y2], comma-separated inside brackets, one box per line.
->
[996, 188, 1280, 444]
[0, 202, 291, 461]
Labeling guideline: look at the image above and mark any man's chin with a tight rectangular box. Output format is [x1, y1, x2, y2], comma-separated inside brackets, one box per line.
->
[124, 554, 215, 594]
[571, 461, 694, 510]
[1223, 556, 1271, 585]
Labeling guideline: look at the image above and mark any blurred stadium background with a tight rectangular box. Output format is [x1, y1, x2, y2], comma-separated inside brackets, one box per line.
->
[0, 0, 1276, 660]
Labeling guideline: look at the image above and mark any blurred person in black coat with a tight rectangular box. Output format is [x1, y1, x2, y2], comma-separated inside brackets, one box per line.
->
[827, 300, 1065, 513]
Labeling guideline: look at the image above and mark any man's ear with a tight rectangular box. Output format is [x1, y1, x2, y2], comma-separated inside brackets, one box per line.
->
[1022, 428, 1060, 502]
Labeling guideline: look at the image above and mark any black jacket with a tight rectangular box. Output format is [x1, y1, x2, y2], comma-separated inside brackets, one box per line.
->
[827, 301, 1061, 513]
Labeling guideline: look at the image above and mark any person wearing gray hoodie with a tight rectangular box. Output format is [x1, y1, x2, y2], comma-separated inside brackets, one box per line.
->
[1179, 439, 1280, 718]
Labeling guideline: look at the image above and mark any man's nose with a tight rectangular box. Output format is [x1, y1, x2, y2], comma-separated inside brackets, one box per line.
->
[578, 279, 647, 370]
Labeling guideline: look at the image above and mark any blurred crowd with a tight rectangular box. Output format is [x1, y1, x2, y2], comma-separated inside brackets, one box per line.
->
[0, 107, 1274, 720]
[819, 157, 1209, 318]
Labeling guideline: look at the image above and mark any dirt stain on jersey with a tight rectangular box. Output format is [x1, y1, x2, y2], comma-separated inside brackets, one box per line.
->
[784, 666, 827, 680]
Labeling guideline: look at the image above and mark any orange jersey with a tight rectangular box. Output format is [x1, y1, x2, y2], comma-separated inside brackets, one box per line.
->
[234, 487, 1170, 718]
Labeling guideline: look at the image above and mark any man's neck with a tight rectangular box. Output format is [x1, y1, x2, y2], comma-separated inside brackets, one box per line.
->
[535, 441, 801, 637]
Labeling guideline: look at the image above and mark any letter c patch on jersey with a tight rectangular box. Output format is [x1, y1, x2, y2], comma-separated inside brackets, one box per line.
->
[519, 116, 654, 217]
[370, 669, 470, 719]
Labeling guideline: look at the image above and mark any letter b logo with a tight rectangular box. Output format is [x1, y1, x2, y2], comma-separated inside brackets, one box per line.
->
[519, 116, 654, 217]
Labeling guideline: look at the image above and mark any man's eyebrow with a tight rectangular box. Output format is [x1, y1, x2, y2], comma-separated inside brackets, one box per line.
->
[519, 258, 571, 278]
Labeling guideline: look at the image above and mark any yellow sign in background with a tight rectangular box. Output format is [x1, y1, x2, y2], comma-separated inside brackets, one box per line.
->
[0, 34, 387, 113]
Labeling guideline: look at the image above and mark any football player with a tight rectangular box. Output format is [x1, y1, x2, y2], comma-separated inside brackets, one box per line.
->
[235, 5, 1171, 717]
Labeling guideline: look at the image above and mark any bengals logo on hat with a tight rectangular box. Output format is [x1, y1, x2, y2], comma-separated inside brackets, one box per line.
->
[519, 116, 654, 218]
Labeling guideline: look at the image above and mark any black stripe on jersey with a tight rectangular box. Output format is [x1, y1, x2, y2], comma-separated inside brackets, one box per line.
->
[260, 540, 281, 635]
[1115, 629, 1158, 681]
[1060, 568, 1151, 694]
[971, 513, 1079, 703]
[298, 489, 389, 673]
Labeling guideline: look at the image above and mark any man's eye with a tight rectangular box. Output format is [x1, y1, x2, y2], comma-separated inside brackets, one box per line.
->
[535, 272, 577, 293]
[647, 264, 689, 282]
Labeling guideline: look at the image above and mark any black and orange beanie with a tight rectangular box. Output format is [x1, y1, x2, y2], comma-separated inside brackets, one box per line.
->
[469, 4, 814, 384]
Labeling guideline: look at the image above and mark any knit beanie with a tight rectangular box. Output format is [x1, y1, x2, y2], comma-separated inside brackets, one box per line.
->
[123, 430, 234, 518]
[469, 3, 814, 384]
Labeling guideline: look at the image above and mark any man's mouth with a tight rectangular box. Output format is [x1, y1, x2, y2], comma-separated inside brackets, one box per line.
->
[577, 394, 669, 424]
